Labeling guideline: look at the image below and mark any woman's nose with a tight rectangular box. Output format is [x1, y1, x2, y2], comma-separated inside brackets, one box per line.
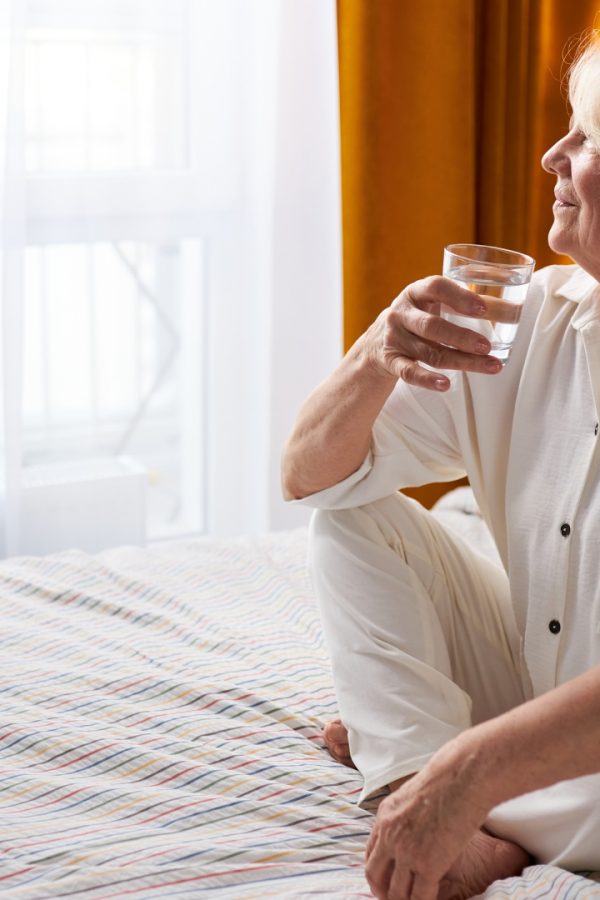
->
[541, 133, 571, 175]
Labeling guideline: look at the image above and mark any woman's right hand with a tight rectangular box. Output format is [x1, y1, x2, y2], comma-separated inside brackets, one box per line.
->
[362, 275, 503, 392]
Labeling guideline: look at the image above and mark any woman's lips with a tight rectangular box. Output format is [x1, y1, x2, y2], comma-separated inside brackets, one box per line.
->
[554, 191, 578, 207]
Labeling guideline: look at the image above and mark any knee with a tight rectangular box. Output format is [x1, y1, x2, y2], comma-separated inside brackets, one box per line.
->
[306, 507, 347, 575]
[307, 493, 418, 570]
[309, 494, 416, 539]
[307, 504, 370, 551]
[306, 506, 373, 598]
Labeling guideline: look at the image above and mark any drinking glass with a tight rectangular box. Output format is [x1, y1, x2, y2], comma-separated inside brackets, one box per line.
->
[442, 243, 535, 365]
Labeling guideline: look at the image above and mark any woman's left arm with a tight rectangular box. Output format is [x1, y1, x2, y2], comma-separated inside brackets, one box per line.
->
[468, 661, 600, 800]
[365, 663, 600, 899]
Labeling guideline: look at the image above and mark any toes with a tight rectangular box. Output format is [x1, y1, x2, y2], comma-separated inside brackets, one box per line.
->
[323, 720, 348, 744]
[331, 742, 350, 758]
[492, 838, 530, 875]
[323, 718, 341, 735]
[322, 719, 356, 768]
[331, 743, 356, 769]
[444, 830, 529, 898]
[438, 878, 467, 900]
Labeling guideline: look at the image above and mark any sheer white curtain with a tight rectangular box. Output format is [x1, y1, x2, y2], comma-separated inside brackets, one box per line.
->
[0, 0, 25, 559]
[207, 1, 343, 536]
[0, 0, 342, 557]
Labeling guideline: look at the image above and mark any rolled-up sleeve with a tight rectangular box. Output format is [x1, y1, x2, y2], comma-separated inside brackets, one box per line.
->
[290, 376, 467, 510]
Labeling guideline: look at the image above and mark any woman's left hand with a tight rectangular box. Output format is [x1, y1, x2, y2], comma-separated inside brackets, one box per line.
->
[365, 738, 493, 900]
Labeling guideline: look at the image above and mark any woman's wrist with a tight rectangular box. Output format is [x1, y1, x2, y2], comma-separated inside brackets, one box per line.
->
[349, 321, 399, 387]
[431, 723, 511, 815]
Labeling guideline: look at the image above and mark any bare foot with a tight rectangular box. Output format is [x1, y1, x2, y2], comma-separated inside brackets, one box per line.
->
[438, 829, 530, 900]
[323, 720, 414, 782]
[324, 721, 529, 898]
[322, 718, 356, 768]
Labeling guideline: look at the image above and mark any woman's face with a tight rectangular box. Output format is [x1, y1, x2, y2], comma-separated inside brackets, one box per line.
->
[541, 119, 600, 280]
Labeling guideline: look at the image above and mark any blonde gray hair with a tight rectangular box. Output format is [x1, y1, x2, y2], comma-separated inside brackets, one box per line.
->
[568, 30, 600, 148]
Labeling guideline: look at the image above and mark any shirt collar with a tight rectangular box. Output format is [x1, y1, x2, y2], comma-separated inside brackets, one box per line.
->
[553, 265, 600, 304]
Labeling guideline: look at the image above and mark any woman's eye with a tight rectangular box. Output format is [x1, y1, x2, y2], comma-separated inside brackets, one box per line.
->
[581, 134, 599, 153]
[574, 129, 595, 150]
[565, 123, 598, 153]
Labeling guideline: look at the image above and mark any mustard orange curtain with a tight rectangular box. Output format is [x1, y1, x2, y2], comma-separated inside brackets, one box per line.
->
[337, 0, 599, 507]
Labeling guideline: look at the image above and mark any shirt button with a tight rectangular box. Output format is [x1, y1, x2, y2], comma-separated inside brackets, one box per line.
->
[549, 619, 561, 634]
[560, 522, 571, 537]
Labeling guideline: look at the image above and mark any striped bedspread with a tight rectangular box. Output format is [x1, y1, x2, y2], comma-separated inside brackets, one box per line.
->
[0, 518, 598, 898]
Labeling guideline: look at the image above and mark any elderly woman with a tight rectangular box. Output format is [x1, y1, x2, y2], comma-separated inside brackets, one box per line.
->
[282, 34, 600, 900]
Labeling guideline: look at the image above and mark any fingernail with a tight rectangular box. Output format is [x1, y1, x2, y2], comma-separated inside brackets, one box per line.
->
[473, 304, 487, 316]
[486, 359, 502, 371]
[476, 341, 490, 354]
[434, 378, 448, 390]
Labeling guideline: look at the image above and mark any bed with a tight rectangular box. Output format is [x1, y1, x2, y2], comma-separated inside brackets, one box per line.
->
[0, 489, 599, 898]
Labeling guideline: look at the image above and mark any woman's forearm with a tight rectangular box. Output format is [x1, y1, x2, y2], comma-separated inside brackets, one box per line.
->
[281, 329, 397, 501]
[450, 664, 600, 810]
[281, 276, 504, 502]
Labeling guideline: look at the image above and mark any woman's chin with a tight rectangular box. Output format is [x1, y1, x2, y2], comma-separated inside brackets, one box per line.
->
[547, 227, 574, 257]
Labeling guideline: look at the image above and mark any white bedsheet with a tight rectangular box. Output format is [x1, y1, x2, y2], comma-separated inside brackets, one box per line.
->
[0, 497, 597, 898]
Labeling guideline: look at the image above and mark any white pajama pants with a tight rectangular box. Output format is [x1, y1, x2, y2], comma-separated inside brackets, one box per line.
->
[307, 492, 600, 871]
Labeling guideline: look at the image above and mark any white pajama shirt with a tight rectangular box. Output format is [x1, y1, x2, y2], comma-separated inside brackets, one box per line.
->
[293, 264, 600, 868]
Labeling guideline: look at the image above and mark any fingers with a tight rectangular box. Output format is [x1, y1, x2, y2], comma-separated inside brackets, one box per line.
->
[398, 304, 493, 358]
[390, 351, 500, 396]
[389, 361, 451, 393]
[405, 276, 487, 318]
[381, 283, 504, 387]
[365, 843, 394, 899]
[366, 824, 377, 860]
[386, 865, 413, 900]
[384, 327, 503, 385]
[407, 873, 439, 900]
[367, 855, 437, 900]
[402, 338, 502, 374]
[480, 293, 521, 324]
[369, 861, 438, 900]
[368, 275, 506, 391]
[365, 807, 442, 900]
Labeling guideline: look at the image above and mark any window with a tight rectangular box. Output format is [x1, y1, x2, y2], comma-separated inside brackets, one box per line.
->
[23, 0, 243, 540]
